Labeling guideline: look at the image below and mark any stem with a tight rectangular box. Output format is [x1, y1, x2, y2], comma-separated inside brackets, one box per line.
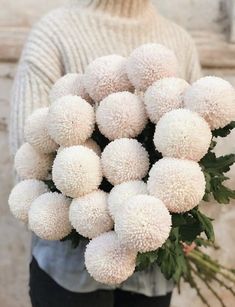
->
[213, 275, 235, 296]
[191, 266, 226, 307]
[193, 250, 235, 277]
[184, 264, 210, 307]
[189, 251, 235, 284]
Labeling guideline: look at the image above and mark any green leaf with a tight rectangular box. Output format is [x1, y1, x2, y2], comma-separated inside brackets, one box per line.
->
[172, 214, 186, 227]
[212, 184, 235, 204]
[156, 237, 188, 284]
[135, 251, 158, 271]
[200, 152, 235, 204]
[212, 121, 235, 138]
[157, 247, 176, 280]
[171, 209, 214, 243]
[179, 222, 203, 242]
[200, 153, 235, 174]
[191, 210, 215, 242]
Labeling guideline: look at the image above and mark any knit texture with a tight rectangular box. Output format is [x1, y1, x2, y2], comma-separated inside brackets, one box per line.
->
[10, 0, 201, 295]
[10, 0, 201, 154]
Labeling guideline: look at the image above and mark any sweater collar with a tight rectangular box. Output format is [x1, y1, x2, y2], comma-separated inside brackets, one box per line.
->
[84, 0, 155, 19]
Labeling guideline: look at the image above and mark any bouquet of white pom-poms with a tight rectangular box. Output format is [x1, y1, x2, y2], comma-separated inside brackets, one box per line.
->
[9, 44, 235, 305]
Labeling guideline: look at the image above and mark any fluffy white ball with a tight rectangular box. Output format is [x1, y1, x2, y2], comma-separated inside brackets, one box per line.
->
[115, 195, 171, 253]
[96, 92, 147, 140]
[108, 180, 147, 219]
[147, 158, 206, 213]
[83, 139, 101, 156]
[14, 143, 54, 180]
[50, 73, 92, 103]
[24, 107, 58, 153]
[144, 77, 189, 123]
[57, 139, 101, 156]
[101, 138, 149, 185]
[69, 190, 113, 239]
[184, 76, 235, 129]
[85, 231, 136, 285]
[28, 192, 72, 240]
[8, 180, 48, 224]
[47, 95, 95, 146]
[126, 44, 179, 91]
[83, 55, 133, 102]
[52, 146, 102, 198]
[154, 109, 212, 161]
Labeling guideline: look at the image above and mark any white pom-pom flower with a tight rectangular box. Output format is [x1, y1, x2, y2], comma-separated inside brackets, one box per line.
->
[101, 138, 149, 185]
[83, 55, 133, 102]
[69, 190, 113, 239]
[8, 179, 48, 224]
[24, 107, 58, 153]
[14, 143, 54, 180]
[115, 195, 171, 253]
[96, 92, 147, 140]
[126, 44, 179, 91]
[147, 158, 206, 213]
[50, 73, 92, 103]
[108, 180, 147, 219]
[52, 146, 102, 198]
[154, 109, 212, 161]
[57, 138, 101, 156]
[47, 95, 95, 146]
[85, 231, 137, 285]
[184, 76, 235, 129]
[28, 192, 72, 240]
[83, 139, 101, 156]
[144, 77, 189, 123]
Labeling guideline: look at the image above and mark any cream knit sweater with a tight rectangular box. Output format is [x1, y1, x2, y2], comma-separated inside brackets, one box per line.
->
[10, 0, 201, 155]
[10, 0, 201, 295]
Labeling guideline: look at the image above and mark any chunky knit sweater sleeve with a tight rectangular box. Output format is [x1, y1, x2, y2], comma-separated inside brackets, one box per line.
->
[9, 14, 63, 155]
[185, 34, 202, 83]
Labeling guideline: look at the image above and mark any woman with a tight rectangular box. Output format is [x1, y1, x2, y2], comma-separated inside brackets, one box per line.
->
[10, 0, 201, 306]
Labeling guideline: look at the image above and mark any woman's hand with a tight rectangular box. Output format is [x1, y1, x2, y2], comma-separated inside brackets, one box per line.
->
[182, 242, 196, 255]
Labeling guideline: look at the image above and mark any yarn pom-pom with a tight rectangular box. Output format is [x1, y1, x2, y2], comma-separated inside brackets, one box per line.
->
[108, 180, 147, 219]
[85, 231, 137, 285]
[96, 91, 147, 140]
[14, 143, 54, 180]
[154, 109, 212, 161]
[83, 55, 133, 102]
[144, 77, 189, 123]
[101, 138, 149, 185]
[147, 158, 206, 213]
[8, 179, 48, 224]
[115, 195, 171, 252]
[126, 44, 179, 91]
[184, 76, 235, 129]
[69, 190, 113, 239]
[47, 95, 95, 147]
[28, 192, 72, 240]
[52, 146, 102, 198]
[25, 107, 58, 153]
[50, 73, 92, 103]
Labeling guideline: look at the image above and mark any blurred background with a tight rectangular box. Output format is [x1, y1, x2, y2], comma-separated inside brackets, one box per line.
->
[0, 0, 235, 306]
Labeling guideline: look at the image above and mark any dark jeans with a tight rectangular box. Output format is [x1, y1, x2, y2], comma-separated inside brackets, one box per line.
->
[29, 257, 172, 307]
